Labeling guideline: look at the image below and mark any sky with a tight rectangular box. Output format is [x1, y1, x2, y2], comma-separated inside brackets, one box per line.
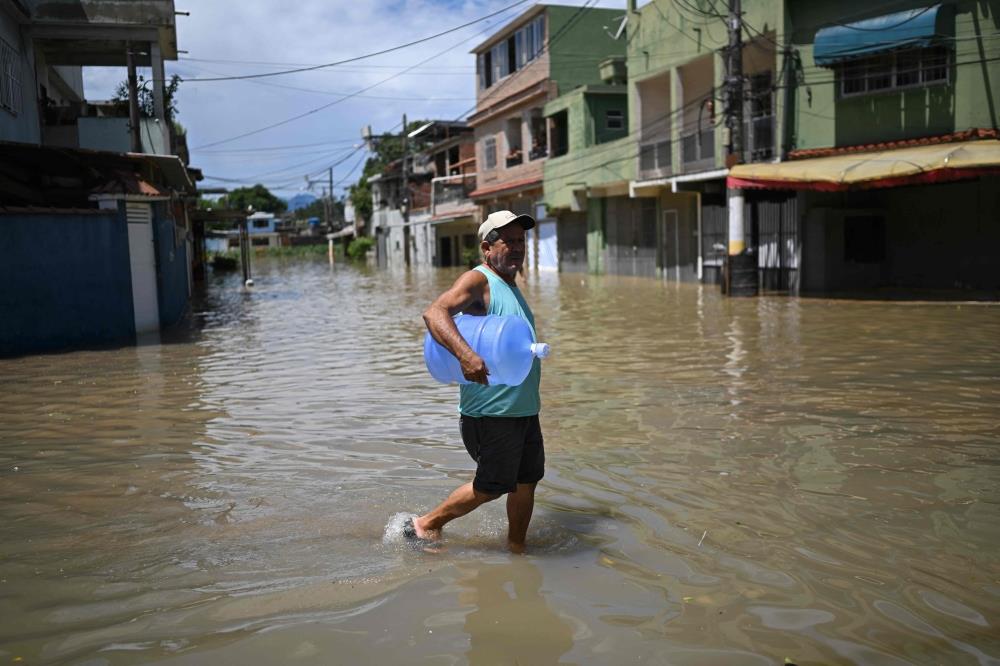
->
[81, 0, 631, 200]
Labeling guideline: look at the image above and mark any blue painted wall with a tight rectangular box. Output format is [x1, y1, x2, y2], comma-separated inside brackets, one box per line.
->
[0, 211, 135, 356]
[153, 202, 190, 328]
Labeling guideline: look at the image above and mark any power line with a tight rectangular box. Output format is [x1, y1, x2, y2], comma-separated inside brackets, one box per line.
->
[180, 0, 531, 83]
[452, 0, 601, 122]
[191, 5, 525, 151]
[198, 138, 360, 154]
[178, 62, 475, 101]
[179, 56, 473, 71]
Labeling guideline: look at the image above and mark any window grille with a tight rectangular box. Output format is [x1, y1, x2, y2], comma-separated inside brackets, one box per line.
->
[838, 46, 950, 98]
[1, 36, 21, 116]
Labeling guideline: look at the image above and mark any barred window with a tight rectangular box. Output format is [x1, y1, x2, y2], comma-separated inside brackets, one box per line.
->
[1, 36, 22, 116]
[838, 46, 950, 98]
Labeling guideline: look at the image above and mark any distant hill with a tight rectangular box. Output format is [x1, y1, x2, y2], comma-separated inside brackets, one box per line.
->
[286, 193, 317, 212]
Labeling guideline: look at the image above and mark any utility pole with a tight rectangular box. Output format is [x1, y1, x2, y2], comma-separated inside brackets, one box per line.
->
[725, 0, 756, 296]
[126, 44, 142, 153]
[401, 112, 411, 268]
[327, 166, 334, 229]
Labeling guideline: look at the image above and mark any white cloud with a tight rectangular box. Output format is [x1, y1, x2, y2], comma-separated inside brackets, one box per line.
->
[84, 0, 628, 196]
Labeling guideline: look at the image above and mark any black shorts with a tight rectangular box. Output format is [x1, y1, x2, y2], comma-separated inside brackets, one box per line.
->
[460, 414, 544, 495]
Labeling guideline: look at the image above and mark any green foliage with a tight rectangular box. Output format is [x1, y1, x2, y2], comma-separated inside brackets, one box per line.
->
[346, 236, 374, 261]
[349, 119, 432, 226]
[462, 245, 482, 268]
[112, 74, 182, 121]
[218, 184, 287, 214]
[263, 244, 328, 258]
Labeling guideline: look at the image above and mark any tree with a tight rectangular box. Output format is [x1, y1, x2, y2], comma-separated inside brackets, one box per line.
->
[349, 119, 431, 226]
[219, 184, 287, 214]
[112, 74, 182, 121]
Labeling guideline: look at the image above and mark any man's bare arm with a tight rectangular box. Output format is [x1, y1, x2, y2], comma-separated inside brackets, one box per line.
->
[423, 270, 490, 384]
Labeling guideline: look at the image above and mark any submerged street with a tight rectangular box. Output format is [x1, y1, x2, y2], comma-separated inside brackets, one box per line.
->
[1, 257, 999, 664]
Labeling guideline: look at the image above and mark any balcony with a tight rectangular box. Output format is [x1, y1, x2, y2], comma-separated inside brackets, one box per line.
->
[637, 137, 671, 181]
[529, 144, 548, 160]
[505, 151, 523, 168]
[432, 174, 477, 218]
[681, 128, 715, 171]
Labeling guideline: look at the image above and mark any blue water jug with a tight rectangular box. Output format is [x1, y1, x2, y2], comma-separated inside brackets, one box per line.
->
[424, 314, 550, 386]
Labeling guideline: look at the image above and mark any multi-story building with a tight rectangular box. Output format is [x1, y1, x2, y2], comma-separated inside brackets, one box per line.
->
[469, 4, 626, 272]
[544, 0, 785, 283]
[731, 0, 1000, 294]
[0, 0, 199, 356]
[543, 0, 999, 295]
[368, 120, 476, 270]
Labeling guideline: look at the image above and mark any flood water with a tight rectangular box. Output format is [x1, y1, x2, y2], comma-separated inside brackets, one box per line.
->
[2, 257, 999, 665]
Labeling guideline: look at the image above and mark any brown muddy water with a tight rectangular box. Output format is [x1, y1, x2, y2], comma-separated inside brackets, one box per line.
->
[1, 257, 999, 665]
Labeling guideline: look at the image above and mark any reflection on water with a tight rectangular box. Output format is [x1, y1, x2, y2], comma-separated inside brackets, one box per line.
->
[1, 258, 998, 664]
[459, 559, 574, 666]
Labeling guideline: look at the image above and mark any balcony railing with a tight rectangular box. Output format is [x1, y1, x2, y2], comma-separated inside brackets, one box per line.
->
[431, 174, 477, 216]
[681, 128, 715, 170]
[637, 137, 671, 180]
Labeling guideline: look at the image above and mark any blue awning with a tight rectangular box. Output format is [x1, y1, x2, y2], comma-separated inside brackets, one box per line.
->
[814, 4, 952, 67]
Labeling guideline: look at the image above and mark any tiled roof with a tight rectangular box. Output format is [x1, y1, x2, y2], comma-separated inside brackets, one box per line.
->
[91, 170, 169, 197]
[788, 129, 999, 160]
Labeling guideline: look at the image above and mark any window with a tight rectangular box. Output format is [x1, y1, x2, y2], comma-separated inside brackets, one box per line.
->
[839, 46, 950, 97]
[606, 109, 624, 130]
[484, 137, 497, 169]
[253, 219, 269, 228]
[532, 16, 545, 58]
[1, 36, 21, 115]
[477, 14, 546, 89]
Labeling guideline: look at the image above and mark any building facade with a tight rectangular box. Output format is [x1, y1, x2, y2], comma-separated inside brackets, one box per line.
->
[469, 4, 627, 272]
[541, 0, 999, 295]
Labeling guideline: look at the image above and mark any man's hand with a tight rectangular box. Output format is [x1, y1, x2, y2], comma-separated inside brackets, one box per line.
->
[460, 351, 490, 385]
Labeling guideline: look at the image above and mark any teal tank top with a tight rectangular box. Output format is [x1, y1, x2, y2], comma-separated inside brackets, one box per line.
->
[459, 265, 541, 417]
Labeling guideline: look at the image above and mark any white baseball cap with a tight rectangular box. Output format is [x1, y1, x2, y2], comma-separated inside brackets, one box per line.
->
[478, 210, 536, 241]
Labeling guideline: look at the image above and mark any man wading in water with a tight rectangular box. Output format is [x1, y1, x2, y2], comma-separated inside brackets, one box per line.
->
[405, 210, 543, 554]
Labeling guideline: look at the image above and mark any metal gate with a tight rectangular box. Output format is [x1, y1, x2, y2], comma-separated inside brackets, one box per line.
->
[701, 196, 727, 285]
[751, 193, 799, 294]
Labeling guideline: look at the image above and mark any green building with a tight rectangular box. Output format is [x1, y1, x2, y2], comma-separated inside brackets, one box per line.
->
[543, 0, 1000, 294]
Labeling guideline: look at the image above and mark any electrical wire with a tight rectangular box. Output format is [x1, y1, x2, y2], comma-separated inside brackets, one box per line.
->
[190, 4, 529, 151]
[180, 0, 531, 83]
[452, 0, 601, 122]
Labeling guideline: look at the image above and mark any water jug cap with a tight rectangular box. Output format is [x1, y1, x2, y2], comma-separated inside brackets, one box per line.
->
[530, 343, 550, 359]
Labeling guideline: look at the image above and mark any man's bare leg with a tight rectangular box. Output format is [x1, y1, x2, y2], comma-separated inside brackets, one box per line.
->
[412, 482, 500, 540]
[506, 482, 536, 553]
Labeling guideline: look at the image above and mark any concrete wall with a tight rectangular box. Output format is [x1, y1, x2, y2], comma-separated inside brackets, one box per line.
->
[0, 210, 134, 356]
[0, 9, 41, 144]
[548, 5, 626, 96]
